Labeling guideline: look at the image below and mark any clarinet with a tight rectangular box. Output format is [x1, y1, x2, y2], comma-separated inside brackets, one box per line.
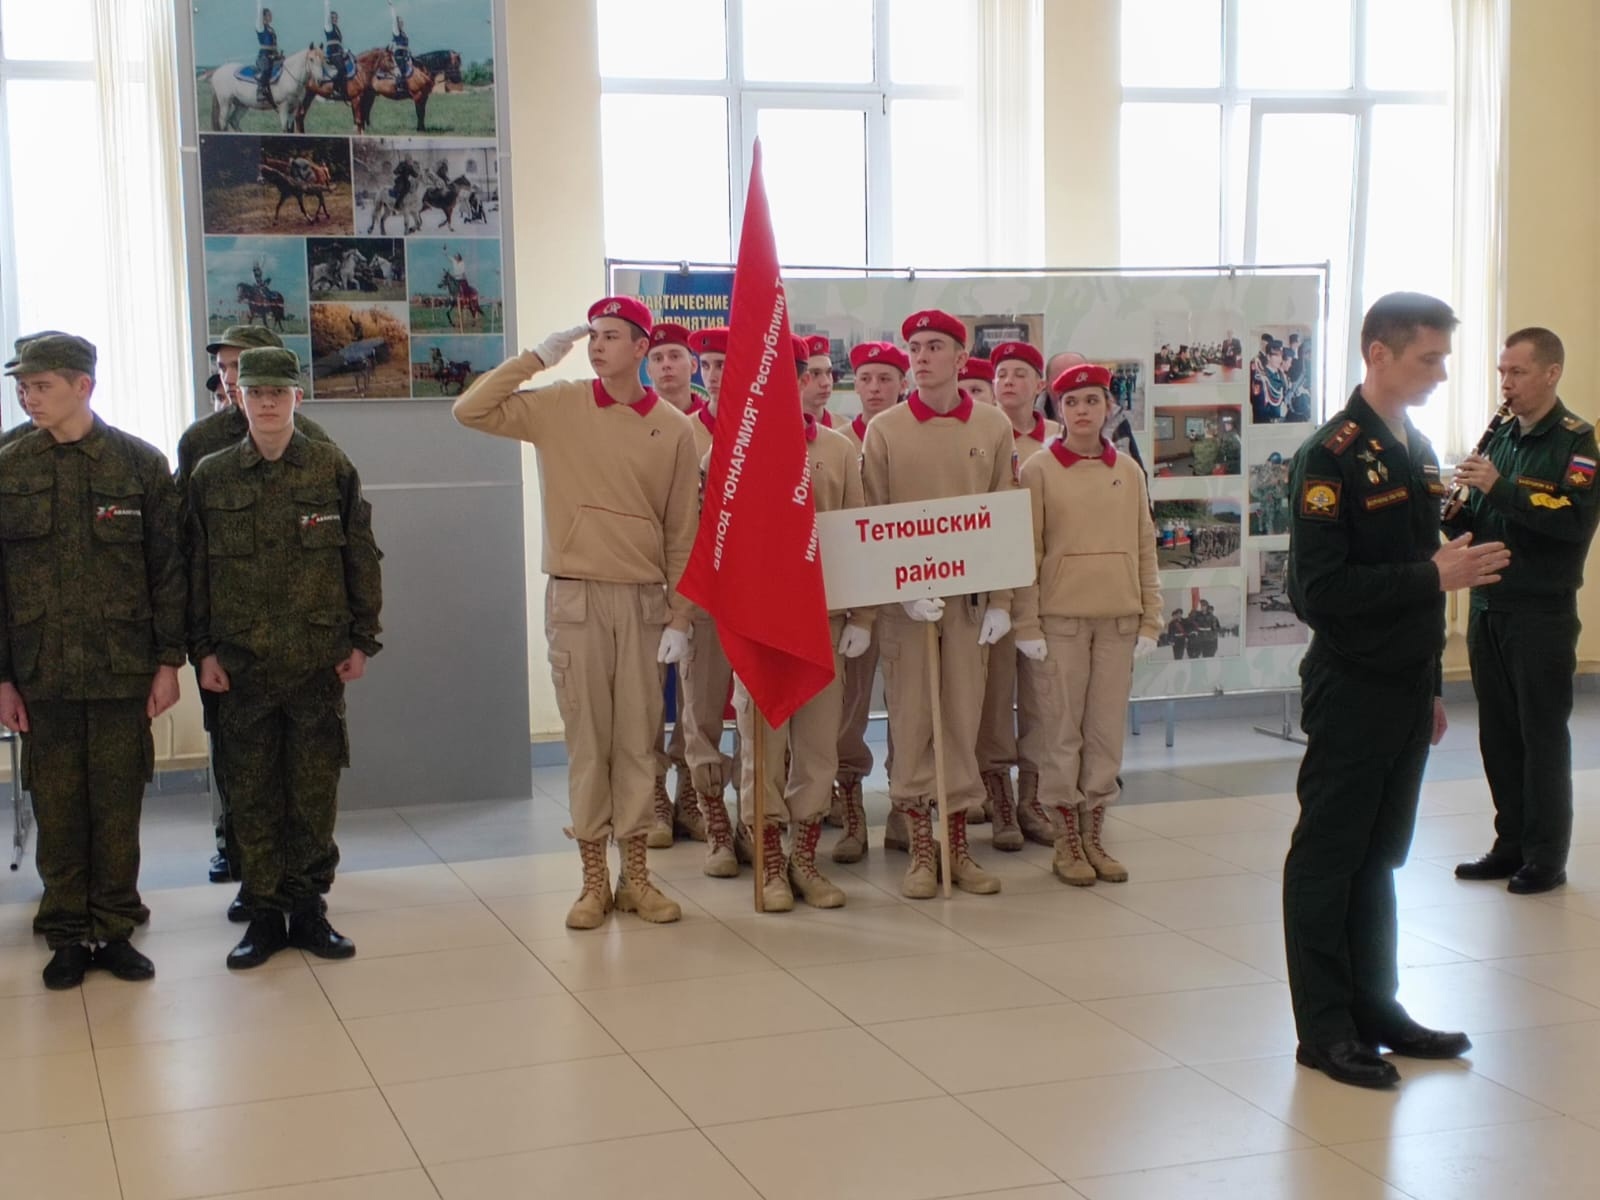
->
[1441, 400, 1513, 520]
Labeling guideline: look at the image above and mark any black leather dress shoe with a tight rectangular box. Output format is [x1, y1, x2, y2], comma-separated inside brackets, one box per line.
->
[1361, 1018, 1470, 1059]
[93, 940, 155, 982]
[227, 892, 251, 924]
[227, 914, 289, 970]
[1295, 1040, 1400, 1088]
[288, 912, 356, 960]
[209, 852, 239, 884]
[1508, 864, 1567, 894]
[1455, 851, 1521, 881]
[42, 944, 93, 990]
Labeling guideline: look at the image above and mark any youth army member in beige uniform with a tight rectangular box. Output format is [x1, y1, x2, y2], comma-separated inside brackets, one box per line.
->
[645, 322, 724, 847]
[1014, 364, 1161, 884]
[958, 355, 996, 408]
[829, 341, 908, 861]
[736, 355, 874, 910]
[453, 296, 699, 929]
[802, 334, 838, 429]
[862, 309, 1014, 898]
[975, 341, 1058, 847]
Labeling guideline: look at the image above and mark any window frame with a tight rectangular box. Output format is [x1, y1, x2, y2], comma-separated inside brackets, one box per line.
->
[1121, 0, 1450, 406]
[598, 0, 969, 268]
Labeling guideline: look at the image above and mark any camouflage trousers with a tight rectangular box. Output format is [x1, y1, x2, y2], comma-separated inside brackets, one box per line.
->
[23, 698, 153, 949]
[199, 683, 240, 870]
[219, 670, 347, 917]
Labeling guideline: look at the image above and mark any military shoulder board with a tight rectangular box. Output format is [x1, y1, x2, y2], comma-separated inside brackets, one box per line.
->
[1561, 415, 1594, 435]
[1322, 420, 1361, 456]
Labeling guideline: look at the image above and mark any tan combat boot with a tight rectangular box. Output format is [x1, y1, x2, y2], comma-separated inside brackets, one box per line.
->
[789, 819, 847, 908]
[1051, 804, 1096, 886]
[758, 822, 794, 912]
[1080, 802, 1129, 882]
[987, 771, 1023, 852]
[900, 806, 938, 900]
[825, 780, 845, 828]
[1018, 770, 1059, 847]
[884, 806, 910, 853]
[699, 790, 738, 878]
[734, 820, 756, 866]
[831, 777, 868, 864]
[948, 809, 1001, 894]
[648, 775, 674, 849]
[565, 838, 614, 930]
[673, 761, 706, 842]
[615, 835, 682, 923]
[966, 782, 989, 825]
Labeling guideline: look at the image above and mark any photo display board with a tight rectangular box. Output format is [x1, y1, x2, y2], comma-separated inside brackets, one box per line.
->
[612, 264, 1324, 702]
[185, 0, 508, 403]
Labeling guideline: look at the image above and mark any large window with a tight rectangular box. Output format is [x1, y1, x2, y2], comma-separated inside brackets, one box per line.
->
[596, 0, 992, 269]
[1120, 0, 1453, 441]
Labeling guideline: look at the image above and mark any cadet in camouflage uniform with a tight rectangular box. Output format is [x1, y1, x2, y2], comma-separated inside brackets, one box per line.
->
[0, 334, 185, 990]
[186, 347, 382, 969]
[1448, 327, 1600, 894]
[178, 324, 332, 901]
[2, 331, 67, 448]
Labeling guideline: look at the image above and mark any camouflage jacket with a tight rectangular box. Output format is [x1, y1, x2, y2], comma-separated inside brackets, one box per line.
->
[186, 431, 382, 680]
[176, 406, 331, 510]
[0, 417, 186, 700]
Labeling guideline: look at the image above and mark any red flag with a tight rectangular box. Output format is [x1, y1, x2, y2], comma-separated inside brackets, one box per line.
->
[677, 140, 834, 727]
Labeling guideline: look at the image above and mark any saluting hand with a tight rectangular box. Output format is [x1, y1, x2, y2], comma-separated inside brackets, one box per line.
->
[531, 325, 591, 369]
[199, 655, 231, 694]
[0, 681, 29, 734]
[1451, 452, 1500, 494]
[1432, 532, 1511, 591]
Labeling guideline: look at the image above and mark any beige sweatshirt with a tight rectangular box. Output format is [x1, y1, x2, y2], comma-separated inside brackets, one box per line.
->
[1012, 445, 1162, 640]
[861, 393, 1018, 613]
[810, 422, 874, 626]
[452, 351, 700, 631]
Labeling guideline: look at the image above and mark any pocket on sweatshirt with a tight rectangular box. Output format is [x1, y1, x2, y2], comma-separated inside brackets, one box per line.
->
[1046, 551, 1139, 616]
[560, 506, 662, 581]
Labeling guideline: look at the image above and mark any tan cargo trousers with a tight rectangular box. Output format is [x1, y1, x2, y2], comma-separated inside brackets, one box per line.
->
[878, 601, 988, 813]
[546, 577, 669, 842]
[975, 632, 1048, 776]
[1036, 615, 1139, 811]
[679, 613, 736, 793]
[734, 615, 845, 826]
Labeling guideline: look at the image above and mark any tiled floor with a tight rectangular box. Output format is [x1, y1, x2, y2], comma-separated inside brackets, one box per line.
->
[4, 706, 1600, 1198]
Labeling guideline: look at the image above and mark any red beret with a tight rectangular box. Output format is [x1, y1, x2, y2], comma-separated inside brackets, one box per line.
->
[848, 341, 909, 374]
[649, 322, 691, 350]
[688, 326, 728, 355]
[789, 333, 810, 366]
[804, 334, 832, 359]
[901, 309, 967, 346]
[587, 295, 653, 336]
[991, 341, 1044, 373]
[958, 357, 994, 383]
[1051, 362, 1112, 394]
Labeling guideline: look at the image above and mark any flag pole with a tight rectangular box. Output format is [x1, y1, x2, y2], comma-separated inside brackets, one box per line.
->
[752, 711, 767, 912]
[926, 624, 953, 898]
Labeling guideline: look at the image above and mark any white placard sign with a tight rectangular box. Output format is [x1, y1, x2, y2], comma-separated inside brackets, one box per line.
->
[817, 490, 1035, 610]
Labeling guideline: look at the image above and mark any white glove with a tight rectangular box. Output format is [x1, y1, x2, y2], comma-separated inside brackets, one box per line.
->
[531, 324, 590, 368]
[837, 624, 872, 658]
[1134, 635, 1157, 659]
[901, 597, 945, 622]
[656, 628, 689, 665]
[978, 608, 1011, 646]
[1016, 638, 1048, 662]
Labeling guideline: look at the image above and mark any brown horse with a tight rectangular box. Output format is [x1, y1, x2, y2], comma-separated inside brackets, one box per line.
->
[358, 55, 440, 134]
[295, 47, 393, 134]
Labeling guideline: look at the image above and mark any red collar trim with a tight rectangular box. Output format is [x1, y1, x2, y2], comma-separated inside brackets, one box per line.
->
[907, 388, 975, 423]
[1048, 436, 1117, 469]
[592, 378, 658, 417]
[803, 413, 819, 443]
[1016, 414, 1047, 443]
[697, 404, 716, 434]
[818, 410, 834, 428]
[852, 414, 867, 442]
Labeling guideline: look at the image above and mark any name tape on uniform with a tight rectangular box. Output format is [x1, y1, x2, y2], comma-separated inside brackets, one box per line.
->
[815, 489, 1034, 609]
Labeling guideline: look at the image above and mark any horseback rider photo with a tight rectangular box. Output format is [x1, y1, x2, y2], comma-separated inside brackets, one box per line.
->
[388, 1, 412, 80]
[323, 2, 347, 88]
[444, 248, 468, 293]
[251, 261, 272, 292]
[390, 158, 418, 204]
[253, 2, 282, 109]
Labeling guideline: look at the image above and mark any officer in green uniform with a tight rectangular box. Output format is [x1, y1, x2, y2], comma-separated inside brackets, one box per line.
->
[186, 347, 382, 970]
[1284, 293, 1510, 1089]
[0, 334, 185, 990]
[1448, 327, 1600, 894]
[179, 324, 332, 902]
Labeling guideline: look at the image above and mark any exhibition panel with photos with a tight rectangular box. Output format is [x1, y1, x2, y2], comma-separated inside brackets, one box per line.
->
[612, 263, 1326, 706]
[186, 0, 506, 404]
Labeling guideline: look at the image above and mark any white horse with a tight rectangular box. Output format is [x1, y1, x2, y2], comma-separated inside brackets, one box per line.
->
[208, 46, 325, 134]
[311, 262, 335, 292]
[370, 254, 395, 282]
[338, 248, 368, 291]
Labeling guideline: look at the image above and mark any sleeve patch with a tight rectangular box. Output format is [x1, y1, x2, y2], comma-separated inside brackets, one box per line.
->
[1531, 493, 1573, 510]
[1322, 420, 1361, 455]
[1299, 477, 1342, 520]
[1568, 454, 1595, 489]
[1362, 485, 1410, 511]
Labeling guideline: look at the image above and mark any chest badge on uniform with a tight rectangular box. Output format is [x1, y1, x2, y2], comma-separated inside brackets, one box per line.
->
[1516, 475, 1556, 494]
[1300, 478, 1341, 520]
[1567, 454, 1595, 489]
[1530, 493, 1573, 510]
[95, 504, 142, 521]
[299, 512, 341, 528]
[1362, 486, 1409, 511]
[1357, 447, 1389, 485]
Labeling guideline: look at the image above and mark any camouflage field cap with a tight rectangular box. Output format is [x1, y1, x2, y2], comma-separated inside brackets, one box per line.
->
[236, 346, 302, 389]
[3, 329, 72, 371]
[206, 324, 285, 355]
[3, 333, 97, 378]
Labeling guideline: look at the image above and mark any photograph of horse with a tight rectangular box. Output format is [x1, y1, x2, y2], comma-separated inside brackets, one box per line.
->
[203, 236, 310, 336]
[407, 237, 503, 333]
[200, 134, 353, 236]
[309, 301, 410, 400]
[204, 44, 325, 133]
[308, 236, 406, 302]
[411, 333, 500, 399]
[353, 137, 500, 238]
